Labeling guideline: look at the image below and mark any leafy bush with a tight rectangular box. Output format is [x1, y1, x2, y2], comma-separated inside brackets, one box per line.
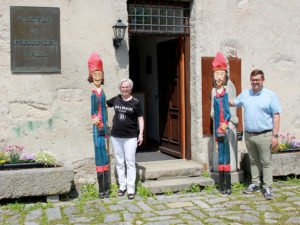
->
[273, 132, 300, 153]
[80, 183, 99, 200]
[35, 150, 58, 166]
[136, 182, 155, 199]
[190, 184, 201, 193]
[0, 151, 9, 164]
[4, 144, 24, 163]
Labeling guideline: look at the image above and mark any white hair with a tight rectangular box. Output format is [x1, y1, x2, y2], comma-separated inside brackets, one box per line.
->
[118, 78, 134, 90]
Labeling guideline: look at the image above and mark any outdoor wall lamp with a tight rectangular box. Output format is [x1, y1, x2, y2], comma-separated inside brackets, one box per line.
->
[112, 19, 127, 49]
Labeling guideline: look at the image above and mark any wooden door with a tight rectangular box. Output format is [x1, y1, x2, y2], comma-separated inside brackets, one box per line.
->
[157, 38, 182, 158]
[201, 57, 243, 136]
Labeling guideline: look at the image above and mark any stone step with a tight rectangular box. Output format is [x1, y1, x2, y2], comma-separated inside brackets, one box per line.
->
[142, 176, 214, 194]
[137, 159, 203, 181]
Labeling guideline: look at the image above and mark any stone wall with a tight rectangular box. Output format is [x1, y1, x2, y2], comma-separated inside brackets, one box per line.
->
[0, 0, 128, 170]
[1, 0, 300, 182]
[189, 0, 300, 169]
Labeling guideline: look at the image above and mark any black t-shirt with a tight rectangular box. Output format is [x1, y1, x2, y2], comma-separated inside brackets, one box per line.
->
[106, 95, 143, 138]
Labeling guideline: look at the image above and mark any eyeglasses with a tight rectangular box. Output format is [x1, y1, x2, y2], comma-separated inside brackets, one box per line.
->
[251, 79, 263, 82]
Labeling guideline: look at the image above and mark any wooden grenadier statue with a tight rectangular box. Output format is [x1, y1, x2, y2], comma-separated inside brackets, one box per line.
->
[210, 52, 237, 195]
[87, 52, 110, 198]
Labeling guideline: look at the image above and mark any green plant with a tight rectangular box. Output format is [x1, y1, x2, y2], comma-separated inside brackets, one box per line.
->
[190, 184, 200, 193]
[164, 188, 173, 196]
[201, 171, 211, 178]
[4, 144, 24, 163]
[231, 182, 246, 194]
[203, 185, 217, 193]
[179, 188, 189, 194]
[74, 183, 99, 212]
[286, 176, 300, 185]
[275, 175, 300, 185]
[109, 183, 119, 198]
[79, 183, 99, 201]
[4, 202, 26, 212]
[35, 150, 58, 166]
[274, 132, 300, 153]
[136, 182, 155, 199]
[21, 153, 35, 163]
[0, 151, 9, 164]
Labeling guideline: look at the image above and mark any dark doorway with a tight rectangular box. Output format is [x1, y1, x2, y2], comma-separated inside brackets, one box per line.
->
[129, 35, 190, 159]
[157, 38, 181, 157]
[127, 0, 191, 160]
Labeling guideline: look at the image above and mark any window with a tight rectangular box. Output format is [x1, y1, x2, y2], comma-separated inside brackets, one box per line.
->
[128, 3, 189, 34]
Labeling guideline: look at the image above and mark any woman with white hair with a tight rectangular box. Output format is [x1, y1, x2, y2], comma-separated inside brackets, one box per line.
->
[107, 78, 144, 200]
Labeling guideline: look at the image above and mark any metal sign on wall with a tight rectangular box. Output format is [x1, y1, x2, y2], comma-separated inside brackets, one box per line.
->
[10, 6, 61, 73]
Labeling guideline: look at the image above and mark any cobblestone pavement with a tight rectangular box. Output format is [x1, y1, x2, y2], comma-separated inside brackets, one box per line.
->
[0, 181, 300, 225]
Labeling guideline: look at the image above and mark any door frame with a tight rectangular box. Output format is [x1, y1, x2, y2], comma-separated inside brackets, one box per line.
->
[128, 34, 191, 159]
[182, 36, 191, 160]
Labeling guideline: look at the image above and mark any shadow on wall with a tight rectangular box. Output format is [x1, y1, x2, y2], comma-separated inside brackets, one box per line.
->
[115, 41, 129, 70]
[207, 136, 214, 172]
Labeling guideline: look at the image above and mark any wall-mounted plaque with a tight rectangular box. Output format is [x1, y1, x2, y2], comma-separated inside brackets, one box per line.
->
[10, 6, 61, 73]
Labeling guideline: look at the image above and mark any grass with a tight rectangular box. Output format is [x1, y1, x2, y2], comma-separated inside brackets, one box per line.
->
[190, 184, 201, 193]
[75, 183, 99, 212]
[202, 184, 217, 194]
[109, 182, 119, 198]
[136, 182, 156, 199]
[1, 176, 300, 224]
[231, 182, 246, 194]
[283, 175, 300, 185]
[201, 171, 211, 178]
[163, 188, 174, 196]
[4, 201, 25, 212]
[79, 183, 99, 201]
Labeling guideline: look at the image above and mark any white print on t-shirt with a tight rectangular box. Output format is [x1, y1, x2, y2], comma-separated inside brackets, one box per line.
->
[115, 105, 133, 112]
[118, 113, 126, 121]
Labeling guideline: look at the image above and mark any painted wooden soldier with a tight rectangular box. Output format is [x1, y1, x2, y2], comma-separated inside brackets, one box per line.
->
[210, 52, 233, 195]
[87, 52, 110, 198]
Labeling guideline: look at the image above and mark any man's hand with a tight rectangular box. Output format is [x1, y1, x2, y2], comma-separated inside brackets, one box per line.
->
[217, 123, 228, 134]
[220, 123, 228, 130]
[229, 98, 235, 106]
[271, 136, 278, 151]
[92, 117, 100, 126]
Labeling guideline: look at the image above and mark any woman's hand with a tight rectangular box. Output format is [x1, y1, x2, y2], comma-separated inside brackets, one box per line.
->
[137, 134, 143, 146]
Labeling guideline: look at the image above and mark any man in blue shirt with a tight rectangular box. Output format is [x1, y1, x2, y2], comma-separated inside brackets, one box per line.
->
[231, 69, 281, 200]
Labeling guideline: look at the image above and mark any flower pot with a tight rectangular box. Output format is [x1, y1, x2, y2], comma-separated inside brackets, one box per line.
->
[0, 161, 74, 200]
[272, 151, 300, 176]
[272, 147, 300, 154]
[242, 151, 300, 177]
[0, 162, 47, 170]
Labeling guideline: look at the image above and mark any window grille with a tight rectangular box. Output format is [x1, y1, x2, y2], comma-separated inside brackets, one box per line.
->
[128, 4, 190, 34]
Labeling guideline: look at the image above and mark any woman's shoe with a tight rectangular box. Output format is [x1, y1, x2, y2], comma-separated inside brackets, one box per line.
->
[118, 189, 126, 197]
[128, 193, 135, 200]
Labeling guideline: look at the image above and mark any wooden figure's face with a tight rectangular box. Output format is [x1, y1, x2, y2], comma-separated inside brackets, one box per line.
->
[213, 70, 226, 88]
[91, 71, 103, 87]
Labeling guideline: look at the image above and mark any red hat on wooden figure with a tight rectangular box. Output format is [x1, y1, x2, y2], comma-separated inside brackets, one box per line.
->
[88, 52, 103, 73]
[212, 52, 227, 71]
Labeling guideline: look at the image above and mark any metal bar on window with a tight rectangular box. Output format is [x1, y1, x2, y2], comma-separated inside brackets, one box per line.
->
[128, 4, 190, 35]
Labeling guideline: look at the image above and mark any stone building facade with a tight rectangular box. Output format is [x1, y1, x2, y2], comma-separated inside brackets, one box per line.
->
[1, 0, 299, 183]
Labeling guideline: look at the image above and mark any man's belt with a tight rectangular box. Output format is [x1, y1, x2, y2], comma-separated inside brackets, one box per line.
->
[246, 129, 272, 135]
